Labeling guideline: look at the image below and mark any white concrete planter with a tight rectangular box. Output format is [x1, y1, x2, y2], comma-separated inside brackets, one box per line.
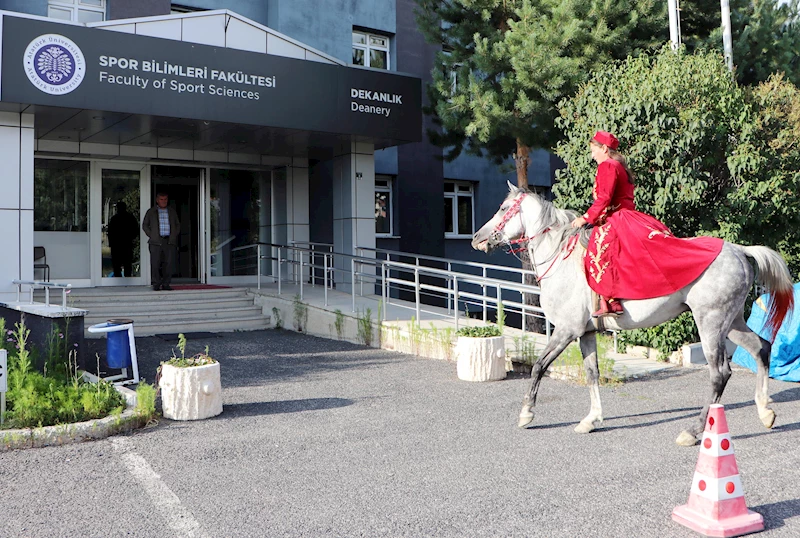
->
[159, 362, 223, 421]
[455, 335, 506, 382]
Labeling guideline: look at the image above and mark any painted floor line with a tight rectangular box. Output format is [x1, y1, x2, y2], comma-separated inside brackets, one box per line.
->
[112, 437, 208, 538]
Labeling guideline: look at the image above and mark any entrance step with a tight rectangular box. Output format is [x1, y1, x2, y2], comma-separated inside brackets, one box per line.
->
[35, 287, 271, 337]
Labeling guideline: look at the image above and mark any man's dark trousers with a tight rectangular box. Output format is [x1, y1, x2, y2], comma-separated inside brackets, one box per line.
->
[149, 238, 174, 288]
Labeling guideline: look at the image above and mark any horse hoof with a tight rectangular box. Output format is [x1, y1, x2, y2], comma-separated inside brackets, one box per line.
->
[759, 409, 776, 429]
[574, 420, 598, 434]
[518, 412, 535, 428]
[675, 431, 698, 446]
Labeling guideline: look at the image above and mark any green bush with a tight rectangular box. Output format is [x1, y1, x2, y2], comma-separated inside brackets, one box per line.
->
[617, 311, 698, 361]
[3, 322, 125, 429]
[554, 47, 800, 356]
[456, 325, 503, 338]
[135, 381, 157, 421]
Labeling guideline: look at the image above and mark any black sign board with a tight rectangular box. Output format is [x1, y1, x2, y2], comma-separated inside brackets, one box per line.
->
[0, 15, 422, 142]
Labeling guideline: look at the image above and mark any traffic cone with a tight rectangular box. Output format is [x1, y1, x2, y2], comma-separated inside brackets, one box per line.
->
[672, 404, 764, 537]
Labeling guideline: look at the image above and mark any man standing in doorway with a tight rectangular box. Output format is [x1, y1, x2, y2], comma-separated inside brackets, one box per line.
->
[142, 192, 180, 291]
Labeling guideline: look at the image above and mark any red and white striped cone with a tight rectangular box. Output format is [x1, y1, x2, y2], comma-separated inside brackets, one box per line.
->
[672, 404, 764, 537]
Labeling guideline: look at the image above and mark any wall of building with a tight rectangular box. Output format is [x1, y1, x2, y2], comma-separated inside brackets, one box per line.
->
[108, 0, 169, 20]
[268, 0, 395, 65]
[395, 0, 443, 258]
[169, 0, 269, 26]
[0, 0, 47, 16]
[0, 112, 34, 301]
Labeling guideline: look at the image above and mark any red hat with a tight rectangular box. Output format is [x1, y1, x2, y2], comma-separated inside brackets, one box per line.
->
[592, 131, 619, 150]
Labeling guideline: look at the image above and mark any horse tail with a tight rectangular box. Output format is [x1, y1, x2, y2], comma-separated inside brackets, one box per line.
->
[742, 245, 795, 341]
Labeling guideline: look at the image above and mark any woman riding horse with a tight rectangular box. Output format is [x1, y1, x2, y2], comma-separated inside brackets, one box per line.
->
[570, 131, 723, 317]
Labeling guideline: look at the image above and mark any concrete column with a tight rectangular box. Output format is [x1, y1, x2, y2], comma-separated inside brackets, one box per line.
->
[332, 141, 375, 291]
[0, 111, 34, 302]
[271, 159, 309, 282]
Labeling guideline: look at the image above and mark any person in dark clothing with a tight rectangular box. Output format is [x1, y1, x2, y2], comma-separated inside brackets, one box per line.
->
[142, 192, 180, 291]
[108, 201, 139, 278]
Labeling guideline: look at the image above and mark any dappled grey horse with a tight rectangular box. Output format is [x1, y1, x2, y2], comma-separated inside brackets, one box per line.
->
[472, 182, 794, 445]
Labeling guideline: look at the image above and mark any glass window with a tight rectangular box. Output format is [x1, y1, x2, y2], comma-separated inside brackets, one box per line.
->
[444, 181, 474, 237]
[34, 159, 91, 280]
[210, 169, 270, 276]
[48, 6, 72, 20]
[34, 159, 89, 232]
[48, 0, 105, 22]
[375, 176, 393, 236]
[77, 9, 104, 23]
[352, 30, 390, 70]
[369, 50, 387, 70]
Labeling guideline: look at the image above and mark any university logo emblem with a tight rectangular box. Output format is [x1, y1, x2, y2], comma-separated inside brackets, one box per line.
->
[24, 34, 86, 95]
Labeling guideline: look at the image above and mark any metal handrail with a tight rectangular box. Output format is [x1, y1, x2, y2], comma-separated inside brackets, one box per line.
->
[245, 241, 550, 339]
[11, 280, 72, 308]
[355, 245, 538, 278]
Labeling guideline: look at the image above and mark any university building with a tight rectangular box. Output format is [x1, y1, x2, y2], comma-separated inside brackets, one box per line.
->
[0, 0, 555, 301]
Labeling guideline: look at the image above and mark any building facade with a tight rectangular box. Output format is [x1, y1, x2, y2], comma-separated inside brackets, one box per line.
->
[0, 0, 556, 302]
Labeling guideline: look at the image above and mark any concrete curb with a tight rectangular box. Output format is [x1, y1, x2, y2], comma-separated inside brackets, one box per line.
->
[0, 386, 147, 452]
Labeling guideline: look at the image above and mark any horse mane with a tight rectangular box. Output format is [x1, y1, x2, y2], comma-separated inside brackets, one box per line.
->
[510, 188, 579, 252]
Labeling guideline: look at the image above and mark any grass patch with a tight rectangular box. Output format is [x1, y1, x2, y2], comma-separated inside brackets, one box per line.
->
[456, 325, 502, 338]
[2, 321, 125, 430]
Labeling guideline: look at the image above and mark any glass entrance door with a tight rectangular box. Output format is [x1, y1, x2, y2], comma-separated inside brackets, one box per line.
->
[91, 162, 148, 286]
[151, 166, 204, 283]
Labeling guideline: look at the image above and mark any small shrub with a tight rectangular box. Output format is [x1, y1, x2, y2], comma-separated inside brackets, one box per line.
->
[334, 309, 345, 340]
[163, 334, 216, 368]
[135, 381, 157, 421]
[456, 325, 502, 338]
[292, 295, 309, 332]
[357, 308, 373, 346]
[496, 300, 506, 331]
[618, 311, 698, 361]
[272, 307, 284, 329]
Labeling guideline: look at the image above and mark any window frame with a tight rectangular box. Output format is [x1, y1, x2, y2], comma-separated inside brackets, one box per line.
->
[48, 0, 106, 23]
[444, 180, 475, 238]
[352, 30, 391, 70]
[375, 175, 394, 237]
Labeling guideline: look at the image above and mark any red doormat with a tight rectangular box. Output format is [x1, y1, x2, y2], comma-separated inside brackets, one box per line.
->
[168, 284, 231, 290]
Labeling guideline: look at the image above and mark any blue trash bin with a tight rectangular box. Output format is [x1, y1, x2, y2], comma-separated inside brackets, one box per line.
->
[106, 319, 133, 369]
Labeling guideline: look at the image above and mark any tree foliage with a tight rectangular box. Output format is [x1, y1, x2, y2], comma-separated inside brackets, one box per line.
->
[553, 47, 749, 238]
[414, 0, 664, 185]
[688, 0, 800, 87]
[554, 47, 800, 352]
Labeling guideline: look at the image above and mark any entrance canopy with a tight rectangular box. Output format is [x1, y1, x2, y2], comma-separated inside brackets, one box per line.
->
[0, 10, 421, 161]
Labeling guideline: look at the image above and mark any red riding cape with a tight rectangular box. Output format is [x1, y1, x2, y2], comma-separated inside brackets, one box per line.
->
[582, 160, 723, 300]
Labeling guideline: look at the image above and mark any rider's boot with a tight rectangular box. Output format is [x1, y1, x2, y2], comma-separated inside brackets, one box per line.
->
[592, 297, 623, 318]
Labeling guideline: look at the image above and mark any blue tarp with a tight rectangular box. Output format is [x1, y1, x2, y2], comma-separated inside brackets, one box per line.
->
[732, 283, 800, 382]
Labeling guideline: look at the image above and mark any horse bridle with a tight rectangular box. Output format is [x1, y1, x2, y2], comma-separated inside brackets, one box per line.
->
[492, 192, 580, 281]
[492, 193, 549, 254]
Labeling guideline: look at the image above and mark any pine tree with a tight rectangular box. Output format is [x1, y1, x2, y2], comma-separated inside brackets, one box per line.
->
[415, 0, 664, 187]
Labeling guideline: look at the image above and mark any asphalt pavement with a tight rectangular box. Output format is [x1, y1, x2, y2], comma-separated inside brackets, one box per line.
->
[1, 329, 799, 537]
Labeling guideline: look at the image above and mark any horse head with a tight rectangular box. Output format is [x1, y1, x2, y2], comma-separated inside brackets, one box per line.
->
[472, 181, 545, 253]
